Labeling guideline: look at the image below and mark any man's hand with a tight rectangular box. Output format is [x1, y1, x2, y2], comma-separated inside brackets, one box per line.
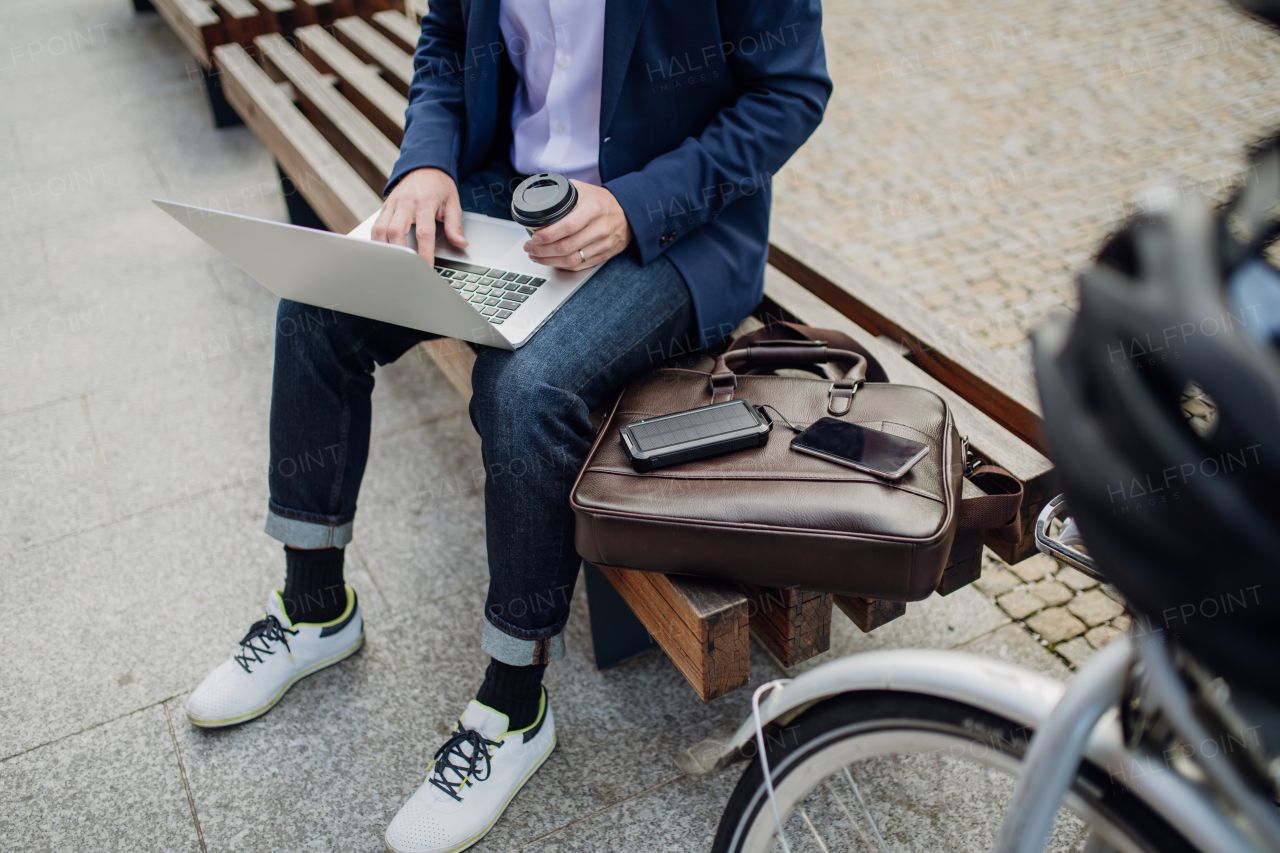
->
[523, 181, 633, 271]
[371, 167, 467, 266]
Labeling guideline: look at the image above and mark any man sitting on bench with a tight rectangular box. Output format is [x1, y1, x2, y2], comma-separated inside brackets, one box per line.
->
[186, 2, 830, 850]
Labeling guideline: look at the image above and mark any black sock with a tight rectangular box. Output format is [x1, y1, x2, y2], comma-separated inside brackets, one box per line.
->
[475, 659, 547, 730]
[281, 546, 346, 624]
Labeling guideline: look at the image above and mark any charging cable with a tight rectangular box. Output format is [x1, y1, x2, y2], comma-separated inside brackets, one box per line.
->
[752, 679, 794, 853]
[755, 404, 805, 434]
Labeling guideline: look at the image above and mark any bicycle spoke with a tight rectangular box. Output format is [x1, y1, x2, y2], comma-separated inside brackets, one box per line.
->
[797, 806, 831, 853]
[843, 767, 890, 853]
[823, 778, 878, 853]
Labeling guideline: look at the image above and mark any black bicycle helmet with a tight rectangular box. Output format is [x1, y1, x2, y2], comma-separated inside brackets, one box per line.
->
[1033, 136, 1280, 702]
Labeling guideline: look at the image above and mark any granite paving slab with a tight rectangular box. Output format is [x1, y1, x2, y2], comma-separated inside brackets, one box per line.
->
[0, 397, 115, 556]
[0, 480, 387, 760]
[0, 226, 58, 319]
[508, 771, 741, 853]
[958, 622, 1073, 681]
[0, 704, 201, 853]
[85, 347, 273, 518]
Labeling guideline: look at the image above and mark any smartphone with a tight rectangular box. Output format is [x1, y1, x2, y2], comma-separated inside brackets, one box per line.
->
[619, 399, 772, 472]
[791, 417, 929, 480]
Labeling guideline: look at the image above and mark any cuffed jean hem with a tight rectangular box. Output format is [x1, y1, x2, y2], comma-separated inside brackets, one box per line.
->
[481, 620, 565, 666]
[265, 509, 352, 549]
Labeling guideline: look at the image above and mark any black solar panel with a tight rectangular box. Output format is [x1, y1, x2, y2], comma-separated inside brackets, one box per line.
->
[628, 404, 760, 451]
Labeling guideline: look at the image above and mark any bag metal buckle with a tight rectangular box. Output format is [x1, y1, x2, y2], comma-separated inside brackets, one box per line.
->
[827, 381, 858, 416]
[960, 434, 981, 475]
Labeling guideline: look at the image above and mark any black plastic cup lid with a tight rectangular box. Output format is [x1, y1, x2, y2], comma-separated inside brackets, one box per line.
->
[511, 173, 578, 228]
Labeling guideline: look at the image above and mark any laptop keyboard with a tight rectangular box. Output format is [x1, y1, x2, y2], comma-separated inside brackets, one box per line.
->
[433, 259, 546, 325]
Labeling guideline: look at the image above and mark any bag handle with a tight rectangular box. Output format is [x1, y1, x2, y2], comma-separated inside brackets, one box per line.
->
[710, 345, 868, 415]
[729, 322, 890, 382]
[708, 323, 888, 415]
[713, 323, 1026, 543]
[958, 464, 1024, 543]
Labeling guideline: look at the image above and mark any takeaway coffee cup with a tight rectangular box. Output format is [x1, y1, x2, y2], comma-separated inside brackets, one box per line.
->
[511, 172, 578, 235]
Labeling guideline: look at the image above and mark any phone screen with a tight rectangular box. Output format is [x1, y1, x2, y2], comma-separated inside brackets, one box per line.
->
[791, 417, 929, 479]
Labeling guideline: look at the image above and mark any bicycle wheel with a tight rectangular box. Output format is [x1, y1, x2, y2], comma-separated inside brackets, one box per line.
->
[712, 691, 1196, 853]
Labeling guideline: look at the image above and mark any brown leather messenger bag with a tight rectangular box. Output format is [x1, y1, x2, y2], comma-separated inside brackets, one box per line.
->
[571, 322, 1023, 600]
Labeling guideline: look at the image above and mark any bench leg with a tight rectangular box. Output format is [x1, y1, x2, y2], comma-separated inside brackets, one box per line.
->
[583, 562, 658, 669]
[132, 0, 156, 12]
[834, 595, 907, 633]
[937, 527, 985, 595]
[201, 64, 244, 129]
[276, 162, 328, 230]
[737, 584, 832, 668]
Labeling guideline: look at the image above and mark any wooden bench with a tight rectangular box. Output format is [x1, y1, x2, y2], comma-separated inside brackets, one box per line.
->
[185, 12, 1052, 701]
[134, 0, 416, 127]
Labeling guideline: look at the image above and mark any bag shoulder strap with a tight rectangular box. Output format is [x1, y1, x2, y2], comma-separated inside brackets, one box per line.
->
[958, 464, 1024, 544]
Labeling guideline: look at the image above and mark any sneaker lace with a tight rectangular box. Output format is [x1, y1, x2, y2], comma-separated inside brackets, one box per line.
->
[233, 615, 298, 672]
[428, 727, 503, 801]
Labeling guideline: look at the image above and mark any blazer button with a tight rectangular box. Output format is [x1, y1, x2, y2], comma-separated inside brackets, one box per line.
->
[659, 230, 677, 247]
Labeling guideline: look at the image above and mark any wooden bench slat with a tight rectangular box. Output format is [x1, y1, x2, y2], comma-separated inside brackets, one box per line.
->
[213, 43, 381, 233]
[256, 32, 400, 192]
[835, 595, 907, 633]
[646, 571, 741, 643]
[213, 0, 259, 18]
[249, 0, 297, 34]
[295, 24, 407, 145]
[371, 9, 420, 52]
[768, 220, 1045, 454]
[598, 566, 750, 701]
[153, 0, 223, 67]
[763, 268, 1054, 563]
[402, 0, 426, 22]
[295, 0, 335, 27]
[354, 0, 397, 20]
[418, 338, 477, 399]
[335, 15, 415, 96]
[737, 584, 832, 668]
[211, 0, 264, 46]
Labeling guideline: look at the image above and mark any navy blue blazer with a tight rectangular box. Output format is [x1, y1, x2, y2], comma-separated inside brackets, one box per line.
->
[386, 0, 832, 348]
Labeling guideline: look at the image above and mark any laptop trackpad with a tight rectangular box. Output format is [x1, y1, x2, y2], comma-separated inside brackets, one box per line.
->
[407, 219, 525, 264]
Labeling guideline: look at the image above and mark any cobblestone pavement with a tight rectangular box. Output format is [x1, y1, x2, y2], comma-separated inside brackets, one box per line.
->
[773, 0, 1280, 364]
[975, 549, 1132, 669]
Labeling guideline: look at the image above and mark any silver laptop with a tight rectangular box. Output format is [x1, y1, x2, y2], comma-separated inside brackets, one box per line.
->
[154, 200, 602, 350]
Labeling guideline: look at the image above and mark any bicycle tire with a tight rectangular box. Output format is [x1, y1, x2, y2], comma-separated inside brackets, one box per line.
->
[712, 690, 1198, 853]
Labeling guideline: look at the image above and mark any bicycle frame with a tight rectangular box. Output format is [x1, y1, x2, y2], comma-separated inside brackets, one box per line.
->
[682, 637, 1273, 853]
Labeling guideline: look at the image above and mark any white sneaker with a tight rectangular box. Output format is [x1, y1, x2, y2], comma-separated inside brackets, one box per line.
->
[384, 690, 557, 853]
[185, 586, 364, 727]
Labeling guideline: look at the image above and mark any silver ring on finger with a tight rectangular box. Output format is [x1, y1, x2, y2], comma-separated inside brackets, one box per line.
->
[579, 249, 586, 264]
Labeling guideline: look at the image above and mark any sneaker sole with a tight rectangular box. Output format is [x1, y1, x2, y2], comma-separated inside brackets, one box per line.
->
[186, 632, 365, 728]
[384, 731, 558, 853]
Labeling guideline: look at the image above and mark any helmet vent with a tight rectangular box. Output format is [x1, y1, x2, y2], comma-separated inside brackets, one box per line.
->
[1181, 381, 1218, 438]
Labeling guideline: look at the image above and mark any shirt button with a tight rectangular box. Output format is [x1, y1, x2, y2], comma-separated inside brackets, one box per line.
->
[556, 124, 565, 133]
[557, 57, 567, 69]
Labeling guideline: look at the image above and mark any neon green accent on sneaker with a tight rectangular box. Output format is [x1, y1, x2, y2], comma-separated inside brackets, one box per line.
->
[271, 584, 356, 629]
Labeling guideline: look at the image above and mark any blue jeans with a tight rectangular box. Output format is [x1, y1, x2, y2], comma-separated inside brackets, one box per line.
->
[265, 162, 698, 665]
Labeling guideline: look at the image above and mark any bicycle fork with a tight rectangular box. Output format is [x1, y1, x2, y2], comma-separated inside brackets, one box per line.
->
[988, 635, 1133, 853]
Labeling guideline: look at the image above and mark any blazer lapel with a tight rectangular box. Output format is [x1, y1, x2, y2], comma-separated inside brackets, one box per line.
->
[599, 0, 651, 138]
